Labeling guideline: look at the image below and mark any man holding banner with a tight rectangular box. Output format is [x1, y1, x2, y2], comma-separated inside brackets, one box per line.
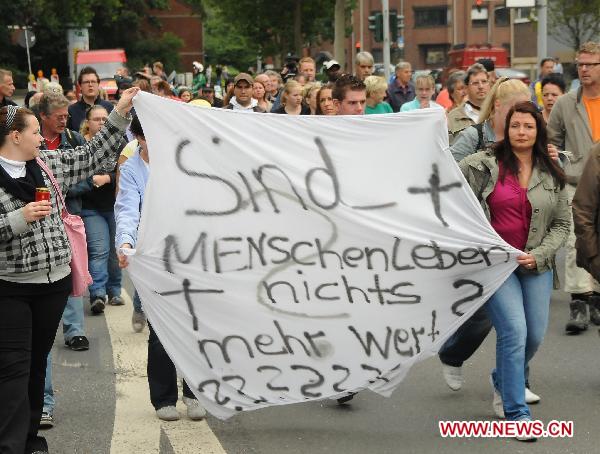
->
[115, 115, 207, 422]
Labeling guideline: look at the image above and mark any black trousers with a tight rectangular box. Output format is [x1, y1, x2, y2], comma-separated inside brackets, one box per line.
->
[0, 276, 71, 454]
[438, 305, 493, 367]
[147, 322, 194, 410]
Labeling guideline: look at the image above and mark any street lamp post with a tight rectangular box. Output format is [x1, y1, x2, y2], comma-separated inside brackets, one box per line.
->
[382, 0, 391, 81]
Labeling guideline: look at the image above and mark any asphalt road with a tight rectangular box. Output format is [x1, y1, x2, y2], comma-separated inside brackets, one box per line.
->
[40, 254, 600, 453]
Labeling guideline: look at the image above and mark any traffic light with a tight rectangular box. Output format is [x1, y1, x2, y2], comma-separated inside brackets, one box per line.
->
[368, 12, 384, 42]
[390, 12, 398, 42]
[370, 11, 402, 43]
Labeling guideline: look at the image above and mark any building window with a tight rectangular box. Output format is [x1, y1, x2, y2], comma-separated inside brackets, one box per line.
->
[414, 7, 448, 28]
[514, 7, 534, 24]
[494, 7, 509, 27]
[471, 7, 488, 28]
[419, 44, 451, 66]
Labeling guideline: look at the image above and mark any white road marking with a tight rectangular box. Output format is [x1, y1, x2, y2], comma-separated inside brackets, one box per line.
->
[106, 289, 226, 454]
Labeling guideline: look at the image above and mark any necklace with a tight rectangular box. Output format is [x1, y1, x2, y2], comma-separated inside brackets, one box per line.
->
[44, 135, 60, 147]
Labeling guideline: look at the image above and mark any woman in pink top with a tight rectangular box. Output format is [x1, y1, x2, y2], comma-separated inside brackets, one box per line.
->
[459, 101, 569, 439]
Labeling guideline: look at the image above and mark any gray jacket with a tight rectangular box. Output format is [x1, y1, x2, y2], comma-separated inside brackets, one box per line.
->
[547, 87, 595, 185]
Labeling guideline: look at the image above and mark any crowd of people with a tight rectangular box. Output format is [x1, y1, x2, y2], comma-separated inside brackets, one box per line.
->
[1, 41, 600, 452]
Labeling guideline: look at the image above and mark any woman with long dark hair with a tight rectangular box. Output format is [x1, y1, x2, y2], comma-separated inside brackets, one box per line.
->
[459, 101, 569, 439]
[315, 83, 335, 115]
[0, 88, 137, 453]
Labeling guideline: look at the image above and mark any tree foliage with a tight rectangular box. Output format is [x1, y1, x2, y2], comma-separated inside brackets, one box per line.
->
[203, 0, 349, 66]
[548, 0, 600, 51]
[1, 0, 185, 85]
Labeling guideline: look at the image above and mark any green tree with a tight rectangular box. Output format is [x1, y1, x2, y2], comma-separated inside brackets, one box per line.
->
[548, 0, 600, 50]
[203, 0, 342, 66]
[202, 3, 257, 68]
[0, 0, 185, 83]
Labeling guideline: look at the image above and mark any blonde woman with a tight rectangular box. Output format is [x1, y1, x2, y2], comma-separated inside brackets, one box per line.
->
[400, 74, 443, 111]
[303, 82, 321, 115]
[451, 78, 532, 162]
[273, 80, 310, 115]
[79, 105, 109, 141]
[364, 76, 393, 114]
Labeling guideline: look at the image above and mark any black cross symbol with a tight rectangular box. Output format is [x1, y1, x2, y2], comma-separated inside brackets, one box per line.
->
[157, 278, 224, 331]
[407, 163, 462, 227]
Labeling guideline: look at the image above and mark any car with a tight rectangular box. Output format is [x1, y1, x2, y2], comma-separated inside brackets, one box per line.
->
[75, 49, 127, 99]
[373, 63, 395, 78]
[495, 67, 530, 86]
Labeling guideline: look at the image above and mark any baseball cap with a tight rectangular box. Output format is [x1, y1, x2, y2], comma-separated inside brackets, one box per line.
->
[324, 60, 341, 71]
[234, 73, 254, 85]
[189, 99, 212, 108]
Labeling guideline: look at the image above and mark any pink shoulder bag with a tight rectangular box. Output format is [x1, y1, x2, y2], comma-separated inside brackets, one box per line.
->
[36, 157, 93, 297]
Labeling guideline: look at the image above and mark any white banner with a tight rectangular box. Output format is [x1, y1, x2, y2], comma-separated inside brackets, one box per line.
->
[128, 92, 519, 419]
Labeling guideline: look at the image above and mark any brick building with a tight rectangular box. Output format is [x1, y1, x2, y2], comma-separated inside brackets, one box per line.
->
[149, 0, 203, 70]
[326, 1, 538, 72]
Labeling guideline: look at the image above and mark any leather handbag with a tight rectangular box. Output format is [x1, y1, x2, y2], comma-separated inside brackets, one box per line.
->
[36, 157, 93, 296]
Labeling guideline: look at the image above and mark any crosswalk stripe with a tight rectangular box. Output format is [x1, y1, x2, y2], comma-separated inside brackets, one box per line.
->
[105, 289, 226, 453]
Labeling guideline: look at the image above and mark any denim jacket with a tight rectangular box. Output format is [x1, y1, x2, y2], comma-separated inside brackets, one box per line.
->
[114, 148, 148, 249]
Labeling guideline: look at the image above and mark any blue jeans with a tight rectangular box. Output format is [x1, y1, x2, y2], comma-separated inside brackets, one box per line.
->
[62, 295, 85, 342]
[81, 209, 122, 300]
[486, 269, 553, 421]
[133, 290, 143, 314]
[43, 352, 54, 415]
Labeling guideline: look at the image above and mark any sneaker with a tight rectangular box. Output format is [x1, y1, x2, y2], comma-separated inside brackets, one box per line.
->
[514, 418, 538, 442]
[587, 296, 600, 326]
[39, 411, 54, 429]
[336, 392, 357, 405]
[525, 387, 540, 404]
[490, 376, 505, 418]
[441, 364, 463, 391]
[183, 396, 206, 420]
[132, 311, 146, 333]
[65, 335, 89, 351]
[108, 295, 125, 306]
[90, 296, 106, 315]
[565, 299, 589, 333]
[156, 405, 180, 421]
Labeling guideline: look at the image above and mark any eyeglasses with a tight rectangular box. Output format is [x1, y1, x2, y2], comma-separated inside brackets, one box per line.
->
[51, 114, 70, 121]
[80, 80, 99, 85]
[576, 62, 600, 69]
[89, 117, 107, 122]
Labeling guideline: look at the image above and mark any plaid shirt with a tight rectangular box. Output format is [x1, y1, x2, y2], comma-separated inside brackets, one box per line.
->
[0, 110, 129, 276]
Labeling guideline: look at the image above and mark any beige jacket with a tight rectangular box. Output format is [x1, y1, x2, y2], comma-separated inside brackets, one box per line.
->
[547, 87, 596, 184]
[447, 104, 475, 146]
